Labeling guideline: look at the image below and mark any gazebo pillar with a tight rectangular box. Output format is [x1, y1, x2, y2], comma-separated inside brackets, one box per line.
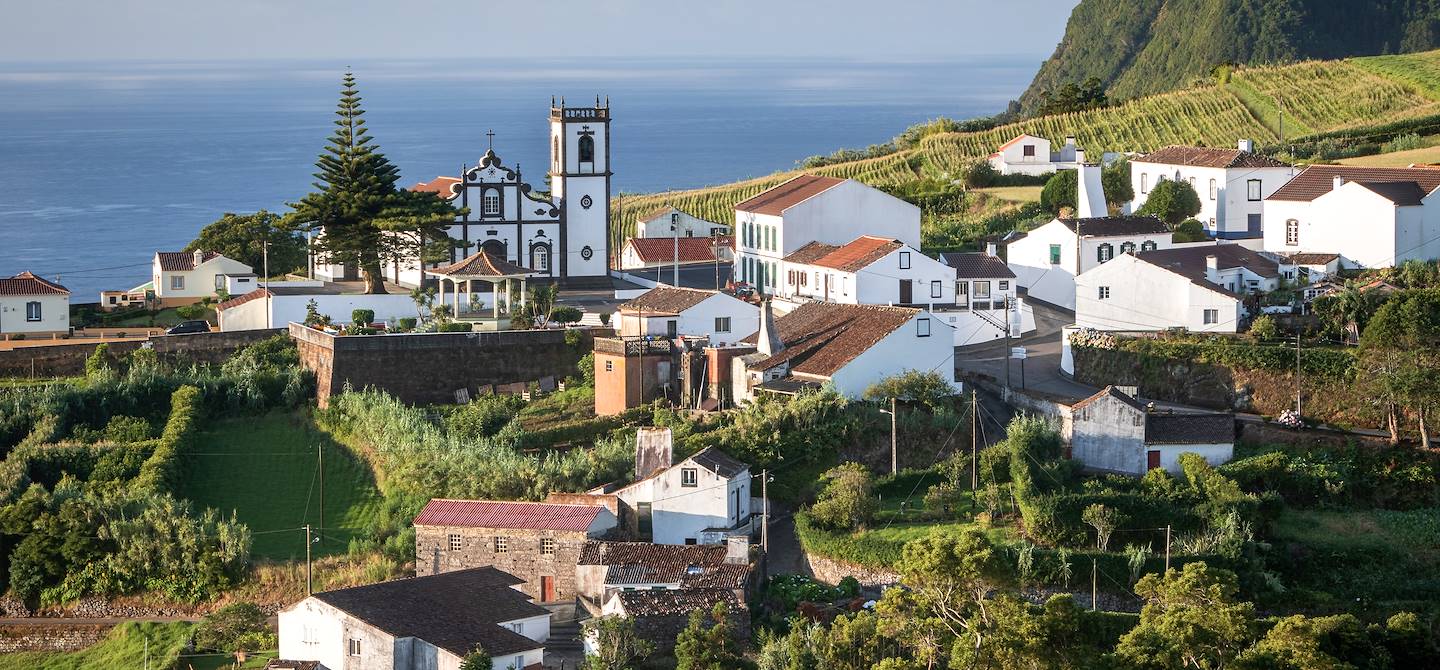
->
[452, 278, 461, 317]
[437, 278, 446, 316]
[492, 280, 500, 319]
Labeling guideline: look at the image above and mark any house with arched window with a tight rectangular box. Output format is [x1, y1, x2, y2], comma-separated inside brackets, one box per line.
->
[1130, 141, 1296, 240]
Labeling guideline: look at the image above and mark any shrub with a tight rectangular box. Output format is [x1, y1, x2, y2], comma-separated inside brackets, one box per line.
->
[398, 317, 417, 330]
[1172, 218, 1208, 242]
[85, 343, 113, 380]
[808, 462, 878, 531]
[551, 306, 583, 325]
[351, 309, 375, 325]
[1249, 314, 1281, 341]
[1382, 132, 1427, 153]
[439, 322, 473, 332]
[103, 415, 152, 443]
[193, 602, 270, 653]
[175, 304, 207, 321]
[1138, 179, 1202, 225]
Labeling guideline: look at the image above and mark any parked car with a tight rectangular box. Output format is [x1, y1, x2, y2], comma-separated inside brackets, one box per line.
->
[165, 320, 211, 335]
[730, 282, 755, 298]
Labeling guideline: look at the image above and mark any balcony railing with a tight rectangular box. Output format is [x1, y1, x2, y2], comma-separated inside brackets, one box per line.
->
[593, 336, 673, 356]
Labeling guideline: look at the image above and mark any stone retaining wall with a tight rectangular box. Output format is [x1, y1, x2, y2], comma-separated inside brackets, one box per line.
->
[0, 328, 282, 378]
[802, 551, 900, 589]
[0, 623, 112, 653]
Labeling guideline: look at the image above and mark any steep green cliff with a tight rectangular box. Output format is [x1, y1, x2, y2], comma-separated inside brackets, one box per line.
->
[1021, 0, 1440, 112]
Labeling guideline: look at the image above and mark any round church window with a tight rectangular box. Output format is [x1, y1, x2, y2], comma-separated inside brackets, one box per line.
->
[580, 195, 594, 209]
[581, 246, 594, 260]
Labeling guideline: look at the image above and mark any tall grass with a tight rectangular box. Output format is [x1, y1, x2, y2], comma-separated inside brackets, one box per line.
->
[0, 621, 193, 670]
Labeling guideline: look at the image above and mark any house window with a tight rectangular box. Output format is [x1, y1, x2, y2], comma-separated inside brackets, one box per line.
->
[509, 622, 525, 635]
[681, 468, 698, 487]
[917, 318, 931, 337]
[605, 360, 613, 372]
[1023, 144, 1036, 157]
[483, 188, 501, 216]
[533, 245, 550, 272]
[1098, 286, 1111, 299]
[513, 656, 525, 670]
[666, 320, 677, 338]
[1209, 178, 1218, 201]
[1141, 240, 1158, 252]
[540, 538, 556, 555]
[1141, 174, 1149, 194]
[899, 251, 911, 269]
[349, 639, 362, 656]
[578, 135, 595, 163]
[1285, 219, 1299, 246]
[494, 537, 509, 553]
[25, 301, 41, 322]
[973, 281, 991, 300]
[715, 317, 731, 333]
[1121, 241, 1136, 255]
[999, 280, 1009, 291]
[1247, 179, 1262, 201]
[1097, 243, 1114, 263]
[448, 534, 461, 551]
[170, 275, 185, 291]
[1049, 244, 1062, 265]
[930, 280, 942, 298]
[1203, 309, 1219, 324]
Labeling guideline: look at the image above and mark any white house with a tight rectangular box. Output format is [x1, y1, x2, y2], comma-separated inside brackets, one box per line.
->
[215, 282, 419, 332]
[618, 237, 726, 271]
[152, 250, 254, 306]
[0, 272, 70, 337]
[779, 236, 956, 306]
[1070, 386, 1234, 476]
[1130, 141, 1295, 239]
[733, 300, 958, 402]
[277, 566, 549, 670]
[1274, 252, 1341, 285]
[1006, 215, 1174, 310]
[634, 206, 728, 239]
[1264, 165, 1440, 268]
[600, 445, 751, 546]
[987, 134, 1079, 176]
[614, 287, 758, 344]
[1075, 244, 1279, 333]
[733, 175, 921, 295]
[937, 248, 1038, 345]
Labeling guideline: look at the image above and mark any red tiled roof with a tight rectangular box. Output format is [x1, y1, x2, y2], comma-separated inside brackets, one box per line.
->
[781, 241, 840, 265]
[619, 287, 717, 315]
[734, 174, 845, 216]
[0, 271, 69, 296]
[624, 237, 718, 264]
[1133, 145, 1289, 169]
[1267, 165, 1440, 202]
[156, 251, 221, 272]
[414, 499, 604, 532]
[411, 176, 463, 200]
[804, 236, 904, 273]
[216, 288, 272, 312]
[741, 302, 919, 378]
[429, 251, 537, 277]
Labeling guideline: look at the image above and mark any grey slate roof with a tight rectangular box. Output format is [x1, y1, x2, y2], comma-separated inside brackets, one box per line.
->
[687, 446, 749, 478]
[579, 541, 753, 589]
[1059, 216, 1170, 237]
[1145, 413, 1235, 445]
[1355, 180, 1428, 206]
[308, 567, 548, 657]
[939, 252, 1016, 279]
[614, 588, 744, 616]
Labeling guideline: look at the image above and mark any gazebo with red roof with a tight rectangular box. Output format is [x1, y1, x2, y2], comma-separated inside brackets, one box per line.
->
[424, 251, 539, 328]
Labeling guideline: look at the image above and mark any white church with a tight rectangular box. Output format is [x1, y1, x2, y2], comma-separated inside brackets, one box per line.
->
[321, 98, 614, 287]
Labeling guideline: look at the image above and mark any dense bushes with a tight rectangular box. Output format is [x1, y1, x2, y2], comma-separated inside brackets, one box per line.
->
[132, 385, 203, 494]
[1094, 334, 1356, 381]
[1222, 443, 1440, 510]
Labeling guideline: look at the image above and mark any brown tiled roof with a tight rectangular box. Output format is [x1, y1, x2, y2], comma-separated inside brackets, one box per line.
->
[1356, 181, 1428, 206]
[939, 252, 1016, 279]
[429, 251, 537, 277]
[0, 271, 69, 296]
[734, 174, 845, 216]
[803, 236, 904, 273]
[1133, 145, 1289, 169]
[1145, 412, 1234, 445]
[410, 176, 463, 199]
[1277, 252, 1340, 265]
[781, 241, 840, 265]
[618, 287, 717, 316]
[579, 541, 752, 589]
[740, 302, 919, 378]
[156, 251, 221, 272]
[309, 567, 547, 657]
[414, 499, 602, 532]
[614, 588, 744, 617]
[215, 288, 272, 312]
[1059, 216, 1170, 237]
[625, 237, 718, 264]
[1267, 165, 1440, 202]
[1136, 243, 1279, 281]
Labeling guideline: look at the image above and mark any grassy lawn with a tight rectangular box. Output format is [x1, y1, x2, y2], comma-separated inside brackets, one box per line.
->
[0, 622, 192, 670]
[1270, 507, 1440, 611]
[176, 412, 382, 561]
[975, 185, 1043, 203]
[1337, 136, 1440, 167]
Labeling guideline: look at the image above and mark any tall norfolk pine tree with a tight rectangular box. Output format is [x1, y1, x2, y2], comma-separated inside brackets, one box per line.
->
[289, 72, 458, 294]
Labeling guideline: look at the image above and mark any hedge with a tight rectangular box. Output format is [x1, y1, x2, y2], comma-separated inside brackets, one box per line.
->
[133, 385, 203, 494]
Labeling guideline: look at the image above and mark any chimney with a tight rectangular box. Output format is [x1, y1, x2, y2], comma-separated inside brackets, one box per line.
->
[193, 249, 205, 267]
[984, 242, 998, 258]
[635, 427, 673, 479]
[1074, 148, 1086, 165]
[1065, 135, 1076, 147]
[757, 299, 784, 356]
[1205, 254, 1220, 284]
[1333, 176, 1345, 191]
[725, 535, 750, 565]
[1077, 160, 1107, 219]
[1238, 138, 1254, 153]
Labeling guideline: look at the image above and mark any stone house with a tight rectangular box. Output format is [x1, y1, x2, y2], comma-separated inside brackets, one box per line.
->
[413, 499, 618, 604]
[575, 538, 755, 611]
[595, 588, 750, 656]
[276, 566, 549, 670]
[1070, 386, 1235, 476]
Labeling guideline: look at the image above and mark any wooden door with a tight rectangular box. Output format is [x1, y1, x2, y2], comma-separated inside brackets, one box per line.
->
[1146, 450, 1161, 471]
[899, 279, 912, 304]
[540, 575, 555, 602]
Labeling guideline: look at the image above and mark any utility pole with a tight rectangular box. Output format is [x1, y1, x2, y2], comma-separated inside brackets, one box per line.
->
[1295, 332, 1303, 417]
[263, 238, 271, 329]
[970, 389, 979, 492]
[318, 443, 325, 538]
[760, 469, 770, 554]
[713, 238, 721, 290]
[890, 397, 898, 475]
[1165, 525, 1172, 572]
[1005, 297, 1013, 389]
[671, 213, 680, 287]
[305, 524, 313, 595]
[1092, 559, 1098, 612]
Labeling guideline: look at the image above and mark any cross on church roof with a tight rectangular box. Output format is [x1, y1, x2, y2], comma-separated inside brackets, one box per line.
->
[485, 129, 495, 150]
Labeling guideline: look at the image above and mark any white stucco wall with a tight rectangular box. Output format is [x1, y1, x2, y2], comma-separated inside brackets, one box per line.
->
[615, 293, 758, 345]
[649, 456, 751, 545]
[0, 294, 69, 334]
[1075, 255, 1242, 332]
[636, 209, 728, 239]
[826, 312, 959, 397]
[218, 293, 420, 332]
[154, 255, 254, 299]
[1132, 163, 1295, 238]
[1262, 182, 1433, 268]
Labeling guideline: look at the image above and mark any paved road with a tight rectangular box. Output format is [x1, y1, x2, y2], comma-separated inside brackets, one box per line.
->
[764, 506, 805, 577]
[956, 299, 1096, 401]
[621, 264, 733, 291]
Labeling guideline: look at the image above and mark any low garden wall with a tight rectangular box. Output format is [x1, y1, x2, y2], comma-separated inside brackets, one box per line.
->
[0, 328, 282, 378]
[801, 550, 900, 588]
[0, 622, 112, 653]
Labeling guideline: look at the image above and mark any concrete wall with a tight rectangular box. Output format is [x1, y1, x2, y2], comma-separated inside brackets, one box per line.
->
[221, 294, 418, 332]
[1071, 394, 1147, 474]
[615, 293, 758, 345]
[649, 459, 750, 545]
[1264, 184, 1408, 268]
[291, 324, 591, 407]
[1076, 255, 1242, 332]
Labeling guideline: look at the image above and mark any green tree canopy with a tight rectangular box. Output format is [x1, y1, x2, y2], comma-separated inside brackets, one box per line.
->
[1136, 179, 1202, 225]
[675, 602, 745, 670]
[1035, 77, 1109, 116]
[1172, 219, 1209, 243]
[1115, 562, 1256, 670]
[1042, 164, 1134, 216]
[186, 210, 306, 276]
[863, 370, 958, 411]
[288, 72, 460, 294]
[581, 615, 653, 670]
[808, 462, 877, 531]
[1358, 289, 1440, 445]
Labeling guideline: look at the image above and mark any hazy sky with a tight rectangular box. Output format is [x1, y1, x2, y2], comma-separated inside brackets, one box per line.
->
[0, 1, 1077, 62]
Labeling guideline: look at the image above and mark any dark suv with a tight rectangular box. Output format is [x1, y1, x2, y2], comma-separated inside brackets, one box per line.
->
[165, 320, 211, 335]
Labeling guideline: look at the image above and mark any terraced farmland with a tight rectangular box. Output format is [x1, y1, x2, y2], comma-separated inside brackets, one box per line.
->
[1354, 50, 1440, 100]
[1235, 61, 1434, 132]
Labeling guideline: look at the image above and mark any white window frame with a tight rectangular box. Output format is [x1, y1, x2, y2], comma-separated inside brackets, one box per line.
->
[681, 468, 698, 487]
[25, 301, 42, 322]
[1285, 219, 1299, 246]
[899, 251, 911, 269]
[1049, 244, 1062, 265]
[170, 275, 184, 291]
[1209, 178, 1217, 200]
[715, 316, 731, 333]
[1098, 286, 1111, 300]
[349, 639, 362, 656]
[1203, 309, 1219, 324]
[1247, 179, 1262, 201]
[1141, 173, 1149, 193]
[494, 536, 509, 553]
[998, 280, 1009, 291]
[973, 280, 991, 300]
[483, 188, 501, 216]
[540, 537, 556, 555]
[930, 280, 942, 298]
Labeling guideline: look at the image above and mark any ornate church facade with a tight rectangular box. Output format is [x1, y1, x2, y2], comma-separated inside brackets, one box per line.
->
[389, 98, 612, 286]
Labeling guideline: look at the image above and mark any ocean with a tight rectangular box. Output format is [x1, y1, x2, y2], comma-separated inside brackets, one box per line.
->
[0, 57, 1040, 300]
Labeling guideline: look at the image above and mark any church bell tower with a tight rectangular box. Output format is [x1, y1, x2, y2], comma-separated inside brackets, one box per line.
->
[549, 96, 611, 278]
